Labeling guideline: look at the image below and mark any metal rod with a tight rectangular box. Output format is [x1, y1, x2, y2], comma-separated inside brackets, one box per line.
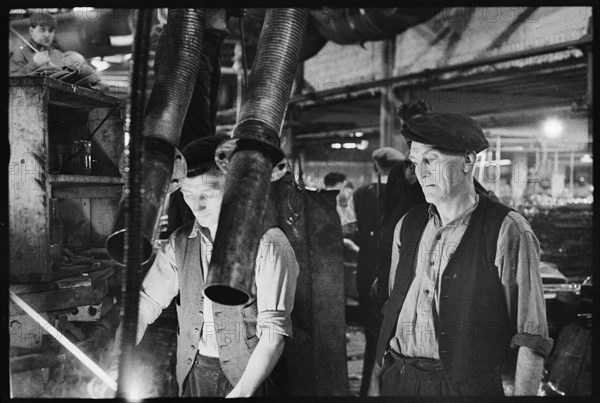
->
[239, 16, 248, 86]
[117, 8, 153, 399]
[9, 290, 117, 392]
[88, 104, 120, 141]
[9, 26, 39, 54]
[569, 150, 575, 196]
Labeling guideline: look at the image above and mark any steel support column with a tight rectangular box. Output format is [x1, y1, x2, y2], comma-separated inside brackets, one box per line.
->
[379, 38, 396, 148]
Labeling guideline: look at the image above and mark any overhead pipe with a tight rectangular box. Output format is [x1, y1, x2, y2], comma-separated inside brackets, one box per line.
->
[309, 8, 442, 44]
[105, 9, 206, 266]
[206, 8, 309, 305]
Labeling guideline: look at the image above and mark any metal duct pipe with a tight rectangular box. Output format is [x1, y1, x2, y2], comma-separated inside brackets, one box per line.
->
[205, 8, 309, 305]
[310, 8, 442, 44]
[105, 9, 206, 265]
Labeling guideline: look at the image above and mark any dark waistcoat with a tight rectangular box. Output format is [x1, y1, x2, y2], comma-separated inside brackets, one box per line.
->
[375, 196, 513, 385]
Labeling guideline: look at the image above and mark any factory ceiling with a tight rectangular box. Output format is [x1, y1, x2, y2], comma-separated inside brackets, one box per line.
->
[9, 7, 592, 157]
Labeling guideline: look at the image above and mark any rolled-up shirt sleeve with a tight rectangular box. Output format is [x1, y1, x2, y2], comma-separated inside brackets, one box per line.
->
[496, 212, 554, 358]
[254, 227, 299, 339]
[137, 237, 180, 342]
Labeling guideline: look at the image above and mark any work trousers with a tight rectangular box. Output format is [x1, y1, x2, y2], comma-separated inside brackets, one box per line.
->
[181, 353, 282, 397]
[380, 349, 505, 397]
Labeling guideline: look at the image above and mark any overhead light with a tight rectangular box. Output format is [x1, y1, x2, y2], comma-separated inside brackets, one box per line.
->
[354, 131, 364, 138]
[90, 57, 110, 72]
[342, 143, 357, 149]
[543, 118, 564, 138]
[331, 143, 342, 149]
[110, 34, 134, 47]
[580, 154, 593, 163]
[357, 140, 369, 150]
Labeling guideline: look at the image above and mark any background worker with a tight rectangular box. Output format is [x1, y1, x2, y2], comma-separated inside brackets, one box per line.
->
[9, 11, 65, 76]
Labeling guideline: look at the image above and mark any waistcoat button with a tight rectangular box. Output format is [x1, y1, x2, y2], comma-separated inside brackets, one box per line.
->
[194, 328, 199, 334]
[190, 345, 195, 351]
[186, 358, 192, 365]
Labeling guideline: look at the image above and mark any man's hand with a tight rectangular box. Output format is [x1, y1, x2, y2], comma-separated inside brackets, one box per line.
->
[367, 361, 383, 396]
[33, 50, 51, 66]
[226, 332, 285, 398]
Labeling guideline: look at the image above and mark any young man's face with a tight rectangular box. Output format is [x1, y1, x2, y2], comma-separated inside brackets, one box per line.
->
[29, 24, 55, 47]
[180, 172, 225, 228]
[408, 141, 468, 205]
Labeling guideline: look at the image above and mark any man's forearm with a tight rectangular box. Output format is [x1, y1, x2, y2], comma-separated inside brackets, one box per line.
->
[514, 346, 544, 396]
[226, 333, 285, 398]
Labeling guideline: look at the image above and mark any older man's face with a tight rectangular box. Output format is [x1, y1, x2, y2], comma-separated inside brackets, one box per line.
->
[408, 141, 469, 205]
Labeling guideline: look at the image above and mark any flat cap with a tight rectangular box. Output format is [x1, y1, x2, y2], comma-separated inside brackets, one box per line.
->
[372, 147, 406, 171]
[182, 136, 225, 177]
[30, 12, 57, 27]
[402, 112, 488, 153]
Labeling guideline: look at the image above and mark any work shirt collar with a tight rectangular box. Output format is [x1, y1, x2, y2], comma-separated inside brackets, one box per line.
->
[427, 193, 480, 228]
[189, 220, 214, 243]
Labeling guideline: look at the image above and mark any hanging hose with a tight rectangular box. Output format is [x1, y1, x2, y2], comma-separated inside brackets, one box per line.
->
[116, 8, 152, 399]
[205, 8, 309, 305]
[106, 9, 206, 265]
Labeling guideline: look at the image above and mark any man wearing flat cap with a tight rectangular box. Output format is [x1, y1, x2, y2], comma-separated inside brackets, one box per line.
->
[369, 112, 552, 396]
[111, 136, 299, 397]
[9, 11, 65, 76]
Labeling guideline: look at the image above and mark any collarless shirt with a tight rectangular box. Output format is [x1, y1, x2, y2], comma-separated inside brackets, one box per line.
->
[390, 195, 480, 359]
[388, 194, 553, 360]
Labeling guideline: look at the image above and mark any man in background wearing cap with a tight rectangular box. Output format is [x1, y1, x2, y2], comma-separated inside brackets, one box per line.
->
[346, 147, 406, 396]
[9, 12, 65, 76]
[118, 136, 299, 397]
[370, 113, 552, 396]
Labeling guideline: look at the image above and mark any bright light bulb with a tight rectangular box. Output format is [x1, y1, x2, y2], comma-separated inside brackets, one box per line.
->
[543, 118, 564, 138]
[357, 140, 369, 150]
[342, 143, 357, 149]
[331, 143, 342, 149]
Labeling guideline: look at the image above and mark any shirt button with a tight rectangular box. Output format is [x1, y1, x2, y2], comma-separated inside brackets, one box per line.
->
[186, 358, 192, 365]
[194, 328, 199, 334]
[198, 311, 203, 316]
